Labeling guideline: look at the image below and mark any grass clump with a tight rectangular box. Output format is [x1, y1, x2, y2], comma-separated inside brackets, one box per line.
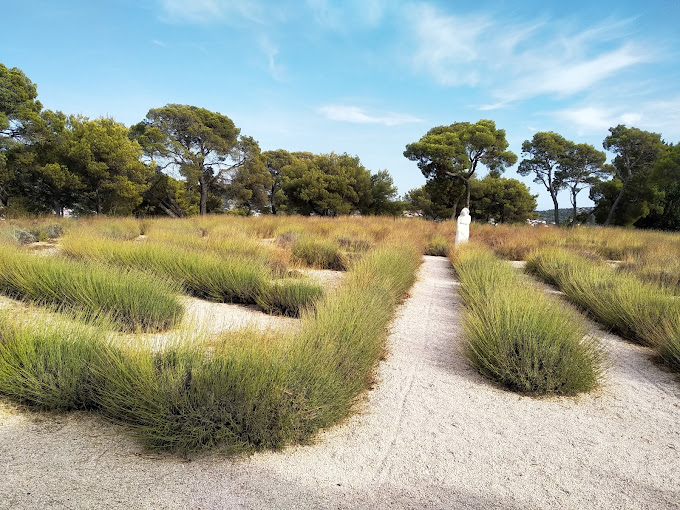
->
[526, 248, 680, 346]
[256, 279, 324, 317]
[425, 234, 449, 256]
[0, 312, 109, 411]
[451, 245, 604, 395]
[291, 238, 348, 270]
[0, 246, 183, 332]
[63, 237, 269, 303]
[90, 243, 420, 452]
[94, 336, 302, 452]
[527, 248, 680, 373]
[62, 237, 322, 317]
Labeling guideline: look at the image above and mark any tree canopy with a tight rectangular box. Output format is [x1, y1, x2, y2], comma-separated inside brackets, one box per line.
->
[601, 125, 666, 226]
[518, 132, 571, 225]
[404, 119, 516, 213]
[131, 105, 251, 215]
[555, 143, 607, 226]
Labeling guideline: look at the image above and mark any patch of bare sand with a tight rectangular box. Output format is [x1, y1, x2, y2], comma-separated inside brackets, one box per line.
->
[26, 242, 60, 256]
[0, 256, 678, 509]
[296, 268, 345, 289]
[182, 297, 299, 335]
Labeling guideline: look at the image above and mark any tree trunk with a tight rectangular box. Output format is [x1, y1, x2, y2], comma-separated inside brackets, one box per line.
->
[465, 179, 471, 209]
[199, 174, 208, 216]
[450, 188, 465, 219]
[604, 178, 629, 227]
[270, 184, 277, 215]
[159, 202, 180, 218]
[571, 189, 578, 226]
[551, 192, 559, 225]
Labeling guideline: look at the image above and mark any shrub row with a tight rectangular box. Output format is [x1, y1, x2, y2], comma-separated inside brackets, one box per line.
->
[62, 237, 321, 317]
[451, 245, 604, 395]
[526, 248, 680, 371]
[0, 246, 183, 331]
[0, 243, 421, 452]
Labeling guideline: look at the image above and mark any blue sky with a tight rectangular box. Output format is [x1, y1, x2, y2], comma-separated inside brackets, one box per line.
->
[4, 0, 680, 210]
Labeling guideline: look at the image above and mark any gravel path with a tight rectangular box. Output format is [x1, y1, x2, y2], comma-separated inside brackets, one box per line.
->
[1, 256, 679, 509]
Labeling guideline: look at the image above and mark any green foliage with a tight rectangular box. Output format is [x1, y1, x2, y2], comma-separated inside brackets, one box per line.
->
[590, 177, 663, 227]
[256, 279, 324, 317]
[452, 246, 604, 394]
[0, 312, 107, 410]
[425, 233, 449, 256]
[367, 169, 403, 216]
[470, 174, 537, 223]
[636, 143, 680, 230]
[659, 325, 680, 371]
[226, 151, 273, 214]
[291, 238, 348, 270]
[526, 248, 680, 354]
[405, 178, 463, 220]
[281, 152, 372, 216]
[0, 245, 183, 331]
[0, 63, 43, 141]
[404, 119, 517, 210]
[556, 143, 608, 225]
[68, 116, 152, 215]
[132, 104, 253, 215]
[599, 125, 666, 226]
[518, 131, 571, 225]
[62, 235, 321, 316]
[290, 244, 421, 432]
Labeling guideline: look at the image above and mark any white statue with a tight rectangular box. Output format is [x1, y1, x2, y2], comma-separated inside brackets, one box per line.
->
[455, 207, 471, 246]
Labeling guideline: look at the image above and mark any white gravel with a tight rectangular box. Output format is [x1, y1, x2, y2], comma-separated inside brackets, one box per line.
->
[1, 255, 679, 509]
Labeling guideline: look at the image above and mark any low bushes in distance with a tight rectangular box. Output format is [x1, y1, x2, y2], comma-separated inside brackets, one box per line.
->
[0, 246, 183, 332]
[291, 238, 348, 270]
[62, 236, 321, 317]
[425, 234, 449, 256]
[256, 279, 324, 317]
[451, 245, 605, 395]
[526, 248, 680, 373]
[526, 248, 680, 347]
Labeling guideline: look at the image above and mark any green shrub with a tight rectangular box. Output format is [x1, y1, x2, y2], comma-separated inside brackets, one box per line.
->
[659, 327, 680, 371]
[92, 243, 420, 452]
[526, 248, 680, 347]
[336, 236, 371, 252]
[452, 246, 604, 395]
[62, 238, 269, 304]
[425, 234, 449, 256]
[291, 238, 348, 270]
[44, 224, 64, 239]
[0, 312, 109, 411]
[93, 336, 302, 452]
[256, 279, 324, 317]
[289, 244, 420, 431]
[0, 246, 183, 332]
[13, 228, 39, 244]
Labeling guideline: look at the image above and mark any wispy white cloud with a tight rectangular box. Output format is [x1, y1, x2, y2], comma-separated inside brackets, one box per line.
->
[259, 36, 285, 81]
[158, 0, 263, 24]
[408, 4, 492, 86]
[151, 39, 166, 47]
[407, 4, 657, 106]
[554, 97, 680, 139]
[318, 105, 423, 126]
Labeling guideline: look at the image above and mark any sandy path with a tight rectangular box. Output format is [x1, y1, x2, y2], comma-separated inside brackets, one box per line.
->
[1, 256, 679, 509]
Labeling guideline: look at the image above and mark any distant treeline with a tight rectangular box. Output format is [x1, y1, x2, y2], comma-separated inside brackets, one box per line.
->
[2, 63, 679, 227]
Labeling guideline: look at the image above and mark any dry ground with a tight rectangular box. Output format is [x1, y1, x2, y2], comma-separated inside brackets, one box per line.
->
[0, 256, 679, 509]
